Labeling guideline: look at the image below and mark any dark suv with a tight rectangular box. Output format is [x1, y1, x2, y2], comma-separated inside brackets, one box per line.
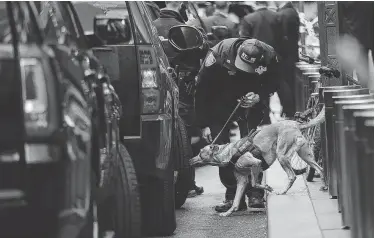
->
[0, 1, 141, 238]
[0, 2, 94, 238]
[72, 1, 184, 236]
[34, 2, 142, 238]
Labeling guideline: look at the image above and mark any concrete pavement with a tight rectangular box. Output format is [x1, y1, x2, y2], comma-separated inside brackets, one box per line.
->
[266, 161, 351, 238]
[155, 165, 267, 238]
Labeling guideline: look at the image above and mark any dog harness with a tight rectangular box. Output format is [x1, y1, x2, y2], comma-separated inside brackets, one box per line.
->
[228, 129, 270, 171]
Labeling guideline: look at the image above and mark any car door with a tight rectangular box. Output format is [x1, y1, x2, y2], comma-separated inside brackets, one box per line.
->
[34, 2, 92, 233]
[72, 1, 142, 139]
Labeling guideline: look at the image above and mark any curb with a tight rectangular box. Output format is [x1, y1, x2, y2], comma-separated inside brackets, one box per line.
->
[266, 162, 322, 238]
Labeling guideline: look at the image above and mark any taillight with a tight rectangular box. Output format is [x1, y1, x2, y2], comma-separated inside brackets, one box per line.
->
[20, 58, 48, 134]
[20, 58, 60, 163]
[141, 68, 161, 113]
[138, 46, 164, 114]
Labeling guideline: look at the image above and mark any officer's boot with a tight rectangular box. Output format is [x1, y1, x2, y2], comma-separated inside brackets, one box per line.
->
[215, 189, 247, 213]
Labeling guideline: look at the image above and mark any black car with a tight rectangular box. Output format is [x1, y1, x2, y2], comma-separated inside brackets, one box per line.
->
[72, 1, 181, 236]
[34, 2, 142, 238]
[0, 1, 141, 238]
[0, 2, 94, 238]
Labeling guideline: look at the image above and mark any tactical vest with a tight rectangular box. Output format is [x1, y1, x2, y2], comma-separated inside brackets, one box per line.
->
[228, 128, 270, 171]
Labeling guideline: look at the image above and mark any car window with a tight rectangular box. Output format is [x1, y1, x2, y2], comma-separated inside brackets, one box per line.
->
[0, 2, 41, 44]
[36, 1, 80, 48]
[145, 2, 160, 21]
[127, 2, 151, 44]
[72, 1, 136, 45]
[140, 2, 169, 64]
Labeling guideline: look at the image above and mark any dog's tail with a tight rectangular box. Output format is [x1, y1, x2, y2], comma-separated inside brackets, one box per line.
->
[298, 106, 326, 130]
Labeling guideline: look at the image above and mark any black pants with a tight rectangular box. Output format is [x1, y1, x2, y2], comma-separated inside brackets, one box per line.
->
[209, 114, 265, 202]
[277, 63, 296, 118]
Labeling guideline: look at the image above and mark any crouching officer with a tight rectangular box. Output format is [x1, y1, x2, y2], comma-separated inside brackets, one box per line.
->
[195, 38, 280, 212]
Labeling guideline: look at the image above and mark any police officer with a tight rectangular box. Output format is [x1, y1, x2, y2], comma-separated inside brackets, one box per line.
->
[153, 2, 207, 197]
[195, 38, 280, 212]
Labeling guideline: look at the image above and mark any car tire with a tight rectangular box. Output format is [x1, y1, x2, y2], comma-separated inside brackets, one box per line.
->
[141, 170, 176, 237]
[114, 143, 142, 238]
[176, 115, 192, 169]
[80, 126, 100, 238]
[174, 113, 194, 209]
[79, 170, 98, 238]
[97, 143, 141, 238]
[175, 166, 194, 209]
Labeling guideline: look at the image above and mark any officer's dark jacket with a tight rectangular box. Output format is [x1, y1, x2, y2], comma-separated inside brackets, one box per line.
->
[239, 8, 283, 56]
[195, 38, 280, 128]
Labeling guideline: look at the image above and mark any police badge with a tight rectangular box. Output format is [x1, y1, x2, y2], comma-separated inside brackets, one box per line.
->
[255, 66, 267, 75]
[204, 52, 216, 67]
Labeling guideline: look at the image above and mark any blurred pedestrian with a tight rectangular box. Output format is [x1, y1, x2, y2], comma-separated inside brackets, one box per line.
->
[336, 1, 374, 90]
[192, 1, 238, 39]
[239, 1, 283, 125]
[239, 1, 283, 59]
[195, 38, 280, 212]
[275, 1, 300, 118]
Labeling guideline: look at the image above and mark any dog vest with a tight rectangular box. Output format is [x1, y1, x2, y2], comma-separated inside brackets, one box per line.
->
[228, 129, 270, 171]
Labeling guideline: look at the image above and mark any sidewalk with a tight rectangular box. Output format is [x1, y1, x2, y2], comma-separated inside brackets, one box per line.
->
[266, 161, 351, 238]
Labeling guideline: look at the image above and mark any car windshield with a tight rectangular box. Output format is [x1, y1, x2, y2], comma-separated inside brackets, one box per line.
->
[72, 1, 129, 34]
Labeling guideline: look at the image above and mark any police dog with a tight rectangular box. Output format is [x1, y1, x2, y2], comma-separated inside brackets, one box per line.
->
[190, 109, 326, 217]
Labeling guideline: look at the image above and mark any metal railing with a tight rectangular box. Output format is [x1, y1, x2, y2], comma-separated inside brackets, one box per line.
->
[294, 60, 374, 238]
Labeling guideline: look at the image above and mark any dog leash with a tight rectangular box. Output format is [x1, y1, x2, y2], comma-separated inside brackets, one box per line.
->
[210, 97, 279, 145]
[210, 97, 245, 145]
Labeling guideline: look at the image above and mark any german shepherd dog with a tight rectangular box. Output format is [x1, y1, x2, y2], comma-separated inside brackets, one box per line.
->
[190, 109, 326, 217]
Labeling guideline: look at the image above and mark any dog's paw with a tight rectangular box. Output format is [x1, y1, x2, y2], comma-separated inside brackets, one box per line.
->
[219, 211, 232, 217]
[275, 191, 287, 195]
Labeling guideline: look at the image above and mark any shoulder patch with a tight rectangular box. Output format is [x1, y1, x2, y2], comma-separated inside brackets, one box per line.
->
[204, 52, 216, 67]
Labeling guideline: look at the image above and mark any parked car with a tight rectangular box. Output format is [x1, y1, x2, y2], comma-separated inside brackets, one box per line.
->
[0, 2, 95, 238]
[34, 2, 142, 238]
[72, 1, 182, 236]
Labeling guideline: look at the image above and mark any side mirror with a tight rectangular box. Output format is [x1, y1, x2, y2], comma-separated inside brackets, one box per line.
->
[211, 26, 230, 40]
[94, 16, 131, 44]
[168, 25, 204, 51]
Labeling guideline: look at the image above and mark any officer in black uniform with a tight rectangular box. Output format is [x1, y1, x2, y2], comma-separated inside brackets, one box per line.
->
[195, 38, 280, 212]
[153, 2, 209, 197]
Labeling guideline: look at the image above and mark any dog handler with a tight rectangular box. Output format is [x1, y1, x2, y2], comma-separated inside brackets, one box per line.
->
[194, 38, 280, 212]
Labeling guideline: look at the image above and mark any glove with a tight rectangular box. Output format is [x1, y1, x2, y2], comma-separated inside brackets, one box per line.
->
[238, 92, 260, 108]
[201, 127, 212, 144]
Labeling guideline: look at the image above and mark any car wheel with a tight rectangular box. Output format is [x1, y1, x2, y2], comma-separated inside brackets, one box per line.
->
[97, 144, 141, 238]
[114, 143, 142, 238]
[174, 114, 194, 209]
[175, 166, 194, 209]
[141, 169, 176, 237]
[79, 169, 99, 238]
